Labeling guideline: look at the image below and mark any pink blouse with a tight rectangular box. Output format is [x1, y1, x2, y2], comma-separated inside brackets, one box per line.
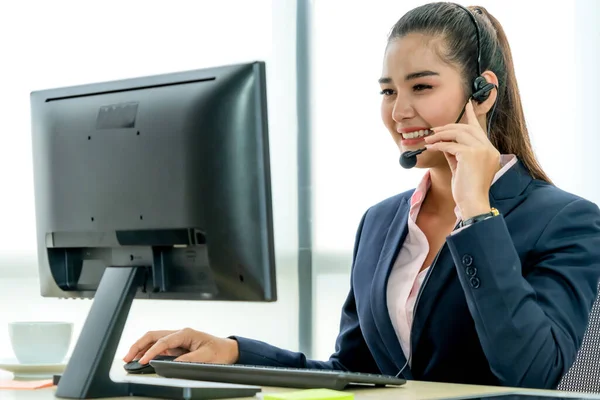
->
[386, 154, 518, 365]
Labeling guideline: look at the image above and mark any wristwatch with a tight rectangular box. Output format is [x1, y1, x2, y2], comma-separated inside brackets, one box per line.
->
[458, 207, 499, 228]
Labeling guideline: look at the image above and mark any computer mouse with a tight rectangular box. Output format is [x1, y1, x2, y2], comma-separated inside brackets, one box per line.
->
[123, 355, 178, 374]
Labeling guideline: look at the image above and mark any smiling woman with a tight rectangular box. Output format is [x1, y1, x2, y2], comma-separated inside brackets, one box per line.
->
[122, 1, 600, 392]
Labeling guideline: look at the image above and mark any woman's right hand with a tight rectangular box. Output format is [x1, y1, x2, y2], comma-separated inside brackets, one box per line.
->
[122, 328, 240, 365]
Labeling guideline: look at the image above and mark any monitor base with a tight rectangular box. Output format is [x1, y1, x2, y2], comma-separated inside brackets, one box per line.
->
[54, 266, 260, 399]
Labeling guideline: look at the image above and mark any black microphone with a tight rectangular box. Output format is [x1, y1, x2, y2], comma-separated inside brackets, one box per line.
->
[399, 148, 426, 169]
[398, 102, 470, 169]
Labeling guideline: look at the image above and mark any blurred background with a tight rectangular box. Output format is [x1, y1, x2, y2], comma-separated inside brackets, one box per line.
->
[0, 0, 598, 368]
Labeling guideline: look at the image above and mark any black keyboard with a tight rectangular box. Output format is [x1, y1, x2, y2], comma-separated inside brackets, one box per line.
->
[150, 360, 406, 390]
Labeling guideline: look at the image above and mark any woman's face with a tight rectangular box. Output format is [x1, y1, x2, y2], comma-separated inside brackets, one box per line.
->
[380, 33, 468, 169]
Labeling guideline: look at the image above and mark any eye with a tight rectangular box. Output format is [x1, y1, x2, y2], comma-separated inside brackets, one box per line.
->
[413, 84, 433, 92]
[379, 88, 395, 96]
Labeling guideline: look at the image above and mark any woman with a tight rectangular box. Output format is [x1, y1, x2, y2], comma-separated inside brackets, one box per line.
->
[123, 2, 600, 389]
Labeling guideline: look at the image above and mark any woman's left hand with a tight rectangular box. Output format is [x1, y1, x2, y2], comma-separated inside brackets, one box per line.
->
[424, 100, 501, 220]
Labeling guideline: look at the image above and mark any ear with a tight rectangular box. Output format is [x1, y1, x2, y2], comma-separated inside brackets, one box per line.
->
[474, 70, 499, 117]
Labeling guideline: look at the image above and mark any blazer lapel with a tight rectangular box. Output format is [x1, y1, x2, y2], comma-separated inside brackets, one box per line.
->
[410, 159, 533, 359]
[370, 197, 413, 378]
[489, 159, 533, 202]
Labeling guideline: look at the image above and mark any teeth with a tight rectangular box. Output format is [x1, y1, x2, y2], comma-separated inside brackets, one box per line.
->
[402, 129, 432, 139]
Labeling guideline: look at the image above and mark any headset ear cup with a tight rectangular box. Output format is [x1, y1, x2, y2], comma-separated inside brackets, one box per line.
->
[472, 76, 494, 103]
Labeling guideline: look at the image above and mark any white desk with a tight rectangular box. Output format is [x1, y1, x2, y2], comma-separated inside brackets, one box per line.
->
[0, 380, 515, 400]
[1, 363, 599, 400]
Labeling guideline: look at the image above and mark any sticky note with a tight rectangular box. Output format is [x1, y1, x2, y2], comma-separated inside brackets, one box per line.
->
[0, 379, 54, 390]
[263, 388, 353, 400]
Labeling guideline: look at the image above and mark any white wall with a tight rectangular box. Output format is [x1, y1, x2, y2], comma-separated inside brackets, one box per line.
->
[0, 0, 300, 364]
[574, 0, 600, 203]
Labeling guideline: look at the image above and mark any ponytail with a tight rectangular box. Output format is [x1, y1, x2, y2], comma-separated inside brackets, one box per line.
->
[472, 6, 552, 184]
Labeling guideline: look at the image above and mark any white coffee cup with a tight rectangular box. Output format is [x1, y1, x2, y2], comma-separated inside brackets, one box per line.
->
[8, 321, 73, 364]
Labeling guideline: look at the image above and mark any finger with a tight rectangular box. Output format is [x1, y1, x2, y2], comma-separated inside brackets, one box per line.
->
[424, 141, 465, 155]
[465, 99, 480, 127]
[424, 129, 480, 146]
[123, 331, 173, 362]
[133, 346, 180, 361]
[139, 331, 191, 364]
[175, 346, 216, 363]
[465, 100, 487, 138]
[431, 124, 487, 145]
[132, 345, 153, 361]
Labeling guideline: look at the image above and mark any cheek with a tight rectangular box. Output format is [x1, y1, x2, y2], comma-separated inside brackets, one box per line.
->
[413, 97, 443, 126]
[380, 99, 395, 129]
[415, 90, 464, 126]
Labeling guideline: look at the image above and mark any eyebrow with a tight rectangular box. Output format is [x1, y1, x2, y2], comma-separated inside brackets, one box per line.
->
[378, 70, 440, 84]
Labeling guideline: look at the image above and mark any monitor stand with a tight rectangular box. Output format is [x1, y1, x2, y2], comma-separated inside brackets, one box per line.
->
[54, 265, 260, 400]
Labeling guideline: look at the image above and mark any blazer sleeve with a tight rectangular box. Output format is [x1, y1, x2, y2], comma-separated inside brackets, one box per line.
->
[445, 198, 600, 389]
[229, 209, 381, 374]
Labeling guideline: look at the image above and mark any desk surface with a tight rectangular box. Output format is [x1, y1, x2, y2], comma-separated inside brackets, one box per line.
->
[1, 366, 598, 400]
[0, 379, 515, 400]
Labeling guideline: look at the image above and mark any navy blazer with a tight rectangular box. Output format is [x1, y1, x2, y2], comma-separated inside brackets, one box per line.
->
[231, 159, 600, 389]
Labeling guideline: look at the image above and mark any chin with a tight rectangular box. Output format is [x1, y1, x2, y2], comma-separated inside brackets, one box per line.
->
[412, 151, 446, 169]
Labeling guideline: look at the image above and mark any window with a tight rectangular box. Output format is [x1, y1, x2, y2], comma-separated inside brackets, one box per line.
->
[0, 0, 302, 360]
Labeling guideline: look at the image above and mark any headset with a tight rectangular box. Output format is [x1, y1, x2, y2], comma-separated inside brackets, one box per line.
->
[399, 3, 499, 169]
[455, 4, 497, 126]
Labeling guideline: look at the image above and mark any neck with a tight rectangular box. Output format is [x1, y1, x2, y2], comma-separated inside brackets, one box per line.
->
[423, 165, 456, 217]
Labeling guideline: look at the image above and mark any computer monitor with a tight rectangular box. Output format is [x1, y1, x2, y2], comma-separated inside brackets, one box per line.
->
[29, 61, 276, 399]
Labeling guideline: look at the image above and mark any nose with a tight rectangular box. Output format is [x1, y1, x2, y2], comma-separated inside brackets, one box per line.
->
[392, 95, 414, 123]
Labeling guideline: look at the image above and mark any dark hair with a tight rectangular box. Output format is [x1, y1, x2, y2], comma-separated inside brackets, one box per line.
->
[388, 2, 552, 184]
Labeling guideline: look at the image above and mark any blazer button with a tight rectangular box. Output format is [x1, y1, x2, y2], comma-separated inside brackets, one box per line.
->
[466, 266, 477, 276]
[462, 254, 473, 266]
[470, 277, 481, 289]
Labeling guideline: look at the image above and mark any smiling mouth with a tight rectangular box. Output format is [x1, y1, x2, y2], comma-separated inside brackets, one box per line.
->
[402, 129, 433, 139]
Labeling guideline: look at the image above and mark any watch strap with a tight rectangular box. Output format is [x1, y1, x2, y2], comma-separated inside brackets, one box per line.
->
[459, 207, 499, 228]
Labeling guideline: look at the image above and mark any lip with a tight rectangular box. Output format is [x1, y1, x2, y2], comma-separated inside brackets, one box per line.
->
[398, 126, 430, 134]
[401, 137, 427, 146]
